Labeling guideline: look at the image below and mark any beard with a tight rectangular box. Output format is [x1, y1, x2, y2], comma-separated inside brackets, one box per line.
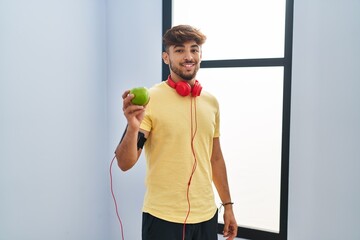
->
[169, 60, 200, 81]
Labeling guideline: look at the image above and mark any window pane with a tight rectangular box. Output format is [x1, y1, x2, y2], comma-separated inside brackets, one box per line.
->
[172, 0, 286, 60]
[197, 67, 283, 232]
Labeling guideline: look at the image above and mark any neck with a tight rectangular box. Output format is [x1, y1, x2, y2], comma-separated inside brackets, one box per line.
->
[169, 74, 196, 86]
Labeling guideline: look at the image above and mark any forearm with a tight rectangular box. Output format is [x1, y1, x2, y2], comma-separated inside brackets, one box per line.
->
[115, 126, 141, 171]
[211, 138, 238, 238]
[212, 157, 232, 205]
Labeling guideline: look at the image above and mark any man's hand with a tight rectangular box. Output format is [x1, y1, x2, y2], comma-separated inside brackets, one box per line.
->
[122, 90, 146, 130]
[223, 207, 237, 239]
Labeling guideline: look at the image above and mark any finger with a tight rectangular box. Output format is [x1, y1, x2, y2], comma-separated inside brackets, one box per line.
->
[122, 90, 131, 99]
[223, 224, 229, 237]
[231, 225, 237, 237]
[123, 93, 135, 111]
[224, 225, 236, 238]
[225, 225, 236, 240]
[124, 105, 145, 116]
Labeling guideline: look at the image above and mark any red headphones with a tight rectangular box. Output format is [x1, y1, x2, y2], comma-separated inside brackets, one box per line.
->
[167, 75, 202, 97]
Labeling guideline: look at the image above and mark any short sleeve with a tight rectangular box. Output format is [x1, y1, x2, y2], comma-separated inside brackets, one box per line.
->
[213, 107, 220, 138]
[140, 107, 152, 132]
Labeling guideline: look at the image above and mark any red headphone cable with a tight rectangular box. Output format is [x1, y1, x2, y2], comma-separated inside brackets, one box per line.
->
[182, 97, 198, 240]
[110, 155, 125, 240]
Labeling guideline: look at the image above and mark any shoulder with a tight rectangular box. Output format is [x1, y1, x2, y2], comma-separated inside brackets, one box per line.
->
[148, 82, 169, 97]
[199, 90, 219, 107]
[145, 82, 174, 110]
[149, 81, 167, 90]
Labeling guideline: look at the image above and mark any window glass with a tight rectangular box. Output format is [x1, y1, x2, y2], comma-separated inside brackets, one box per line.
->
[173, 0, 286, 60]
[197, 67, 283, 232]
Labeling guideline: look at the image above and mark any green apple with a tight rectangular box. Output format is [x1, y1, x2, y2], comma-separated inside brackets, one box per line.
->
[130, 87, 150, 106]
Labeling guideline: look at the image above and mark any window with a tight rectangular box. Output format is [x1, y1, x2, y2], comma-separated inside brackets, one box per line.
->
[163, 1, 293, 239]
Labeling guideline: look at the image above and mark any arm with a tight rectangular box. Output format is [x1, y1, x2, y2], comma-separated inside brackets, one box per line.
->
[115, 90, 149, 171]
[211, 137, 238, 239]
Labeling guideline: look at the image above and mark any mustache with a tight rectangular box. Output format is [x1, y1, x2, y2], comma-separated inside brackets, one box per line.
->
[182, 60, 196, 64]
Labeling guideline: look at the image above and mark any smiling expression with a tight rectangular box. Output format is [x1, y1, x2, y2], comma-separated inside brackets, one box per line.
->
[162, 41, 202, 83]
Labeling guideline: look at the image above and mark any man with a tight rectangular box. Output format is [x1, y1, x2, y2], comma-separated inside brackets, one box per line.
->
[115, 25, 237, 240]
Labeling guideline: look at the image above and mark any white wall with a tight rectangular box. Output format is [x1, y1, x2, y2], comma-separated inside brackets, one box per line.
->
[0, 1, 109, 239]
[106, 0, 162, 239]
[289, 0, 360, 239]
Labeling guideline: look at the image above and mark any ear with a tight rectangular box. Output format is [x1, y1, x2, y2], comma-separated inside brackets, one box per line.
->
[162, 52, 169, 65]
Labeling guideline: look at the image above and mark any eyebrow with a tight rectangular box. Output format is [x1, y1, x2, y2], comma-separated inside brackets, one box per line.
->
[173, 44, 200, 49]
[173, 44, 185, 49]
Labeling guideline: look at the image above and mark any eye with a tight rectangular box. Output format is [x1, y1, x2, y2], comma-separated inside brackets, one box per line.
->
[191, 49, 199, 53]
[175, 49, 184, 53]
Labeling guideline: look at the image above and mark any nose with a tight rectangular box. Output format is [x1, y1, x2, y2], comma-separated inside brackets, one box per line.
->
[183, 50, 193, 61]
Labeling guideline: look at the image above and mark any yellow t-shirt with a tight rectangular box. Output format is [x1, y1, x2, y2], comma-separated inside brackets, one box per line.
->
[140, 81, 220, 223]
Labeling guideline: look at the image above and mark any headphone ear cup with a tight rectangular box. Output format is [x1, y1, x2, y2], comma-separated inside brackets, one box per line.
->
[167, 75, 202, 97]
[175, 81, 192, 96]
[191, 80, 202, 97]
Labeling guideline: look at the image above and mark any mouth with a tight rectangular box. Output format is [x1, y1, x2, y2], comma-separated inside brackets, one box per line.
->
[181, 62, 195, 70]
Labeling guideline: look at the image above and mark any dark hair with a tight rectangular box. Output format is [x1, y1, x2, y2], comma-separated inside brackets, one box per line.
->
[163, 25, 207, 51]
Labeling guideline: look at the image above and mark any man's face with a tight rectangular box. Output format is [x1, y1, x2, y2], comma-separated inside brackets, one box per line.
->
[162, 41, 202, 81]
